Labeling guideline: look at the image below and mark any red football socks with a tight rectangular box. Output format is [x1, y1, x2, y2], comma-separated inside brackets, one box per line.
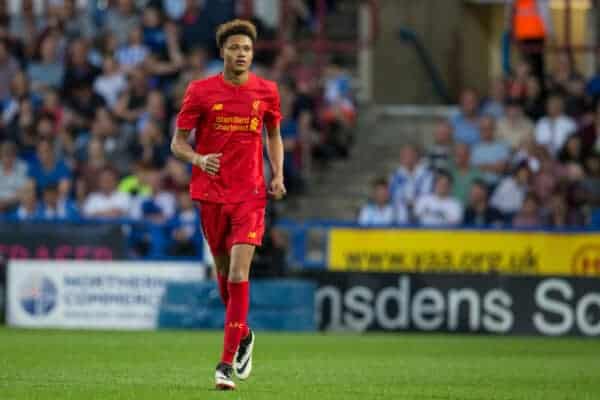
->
[216, 272, 229, 305]
[221, 281, 250, 365]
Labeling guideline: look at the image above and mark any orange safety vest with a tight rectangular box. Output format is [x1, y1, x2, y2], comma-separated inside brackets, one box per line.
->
[513, 0, 546, 40]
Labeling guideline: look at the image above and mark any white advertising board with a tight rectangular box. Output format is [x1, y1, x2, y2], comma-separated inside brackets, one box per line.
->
[7, 261, 205, 330]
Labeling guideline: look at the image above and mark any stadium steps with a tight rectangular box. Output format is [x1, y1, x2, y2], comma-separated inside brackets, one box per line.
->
[283, 106, 454, 221]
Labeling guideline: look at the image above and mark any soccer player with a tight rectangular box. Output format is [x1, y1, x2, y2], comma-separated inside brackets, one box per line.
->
[170, 20, 285, 390]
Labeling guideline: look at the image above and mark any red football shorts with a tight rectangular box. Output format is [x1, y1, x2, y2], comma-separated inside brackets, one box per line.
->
[197, 199, 266, 256]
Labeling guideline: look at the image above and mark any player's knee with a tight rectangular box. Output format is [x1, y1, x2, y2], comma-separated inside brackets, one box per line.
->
[228, 267, 248, 283]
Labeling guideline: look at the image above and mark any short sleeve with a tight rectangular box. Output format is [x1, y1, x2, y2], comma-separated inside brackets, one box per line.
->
[176, 82, 204, 130]
[264, 83, 282, 130]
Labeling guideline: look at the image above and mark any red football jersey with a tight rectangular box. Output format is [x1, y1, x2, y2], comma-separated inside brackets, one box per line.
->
[176, 73, 281, 204]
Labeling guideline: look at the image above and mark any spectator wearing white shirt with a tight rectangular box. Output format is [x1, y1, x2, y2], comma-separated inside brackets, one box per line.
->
[414, 171, 463, 226]
[83, 168, 130, 218]
[389, 144, 433, 212]
[534, 94, 577, 156]
[93, 56, 127, 108]
[490, 163, 532, 217]
[358, 178, 408, 226]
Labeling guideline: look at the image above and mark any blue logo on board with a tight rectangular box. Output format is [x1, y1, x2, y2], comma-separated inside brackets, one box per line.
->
[19, 275, 58, 317]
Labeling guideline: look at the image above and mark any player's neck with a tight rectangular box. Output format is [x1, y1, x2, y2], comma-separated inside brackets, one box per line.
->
[223, 69, 250, 86]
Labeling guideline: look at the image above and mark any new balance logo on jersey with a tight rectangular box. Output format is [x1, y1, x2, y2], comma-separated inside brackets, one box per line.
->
[212, 103, 223, 111]
[248, 232, 257, 239]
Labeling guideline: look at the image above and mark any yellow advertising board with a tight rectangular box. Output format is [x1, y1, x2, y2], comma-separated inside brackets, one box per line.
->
[327, 229, 600, 276]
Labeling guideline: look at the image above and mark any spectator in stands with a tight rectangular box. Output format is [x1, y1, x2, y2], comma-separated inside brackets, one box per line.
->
[93, 56, 127, 108]
[482, 78, 506, 119]
[558, 135, 586, 170]
[490, 163, 532, 218]
[132, 168, 176, 222]
[507, 61, 532, 101]
[82, 168, 130, 218]
[131, 119, 169, 168]
[582, 152, 600, 209]
[414, 171, 463, 227]
[523, 76, 546, 121]
[449, 143, 482, 205]
[178, 0, 212, 51]
[496, 99, 534, 149]
[113, 68, 149, 124]
[142, 21, 185, 83]
[65, 80, 106, 132]
[321, 58, 355, 158]
[62, 39, 100, 98]
[116, 25, 149, 73]
[87, 107, 131, 173]
[358, 177, 408, 226]
[564, 179, 589, 225]
[389, 144, 433, 213]
[0, 141, 28, 212]
[6, 70, 42, 113]
[9, 0, 45, 51]
[426, 120, 454, 172]
[136, 90, 168, 136]
[39, 183, 78, 220]
[28, 139, 71, 196]
[279, 80, 304, 195]
[564, 77, 593, 122]
[11, 180, 40, 220]
[450, 88, 480, 146]
[60, 0, 96, 40]
[75, 137, 108, 200]
[547, 53, 582, 96]
[532, 147, 564, 201]
[544, 191, 583, 228]
[512, 193, 543, 228]
[576, 102, 600, 151]
[162, 157, 189, 193]
[0, 39, 20, 102]
[167, 190, 201, 256]
[118, 160, 152, 197]
[470, 116, 510, 185]
[27, 33, 64, 92]
[104, 0, 140, 47]
[176, 46, 209, 86]
[534, 93, 576, 156]
[463, 179, 504, 227]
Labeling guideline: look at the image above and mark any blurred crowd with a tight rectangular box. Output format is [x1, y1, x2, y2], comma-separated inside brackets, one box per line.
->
[359, 55, 600, 229]
[0, 0, 356, 258]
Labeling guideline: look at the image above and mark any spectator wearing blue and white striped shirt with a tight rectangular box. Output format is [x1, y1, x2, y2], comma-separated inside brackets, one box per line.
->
[358, 178, 408, 226]
[389, 144, 434, 215]
[116, 26, 148, 73]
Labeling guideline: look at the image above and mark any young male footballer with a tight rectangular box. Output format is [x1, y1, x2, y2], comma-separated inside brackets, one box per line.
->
[170, 19, 285, 390]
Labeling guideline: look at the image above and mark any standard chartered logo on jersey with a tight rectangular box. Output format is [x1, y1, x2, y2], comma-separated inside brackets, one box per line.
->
[214, 115, 261, 133]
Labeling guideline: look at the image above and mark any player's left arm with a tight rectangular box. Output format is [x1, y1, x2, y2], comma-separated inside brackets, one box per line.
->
[265, 123, 286, 200]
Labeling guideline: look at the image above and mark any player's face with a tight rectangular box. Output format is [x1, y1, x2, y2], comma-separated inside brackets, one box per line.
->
[222, 34, 253, 75]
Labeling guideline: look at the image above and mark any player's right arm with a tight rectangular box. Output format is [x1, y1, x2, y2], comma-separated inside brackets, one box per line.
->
[170, 129, 221, 176]
[171, 81, 221, 175]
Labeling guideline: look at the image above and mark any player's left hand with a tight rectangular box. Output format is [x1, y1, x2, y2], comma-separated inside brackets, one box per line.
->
[268, 176, 286, 200]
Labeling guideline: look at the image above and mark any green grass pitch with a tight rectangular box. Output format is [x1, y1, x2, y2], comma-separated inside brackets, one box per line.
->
[0, 327, 598, 400]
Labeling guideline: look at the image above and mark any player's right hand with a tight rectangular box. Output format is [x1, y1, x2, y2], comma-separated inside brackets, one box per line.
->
[195, 153, 222, 176]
